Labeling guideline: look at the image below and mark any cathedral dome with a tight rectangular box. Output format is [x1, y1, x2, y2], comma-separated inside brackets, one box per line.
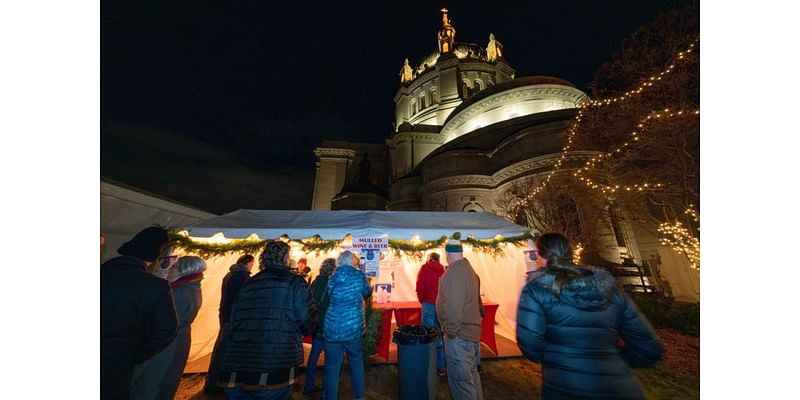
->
[415, 42, 490, 73]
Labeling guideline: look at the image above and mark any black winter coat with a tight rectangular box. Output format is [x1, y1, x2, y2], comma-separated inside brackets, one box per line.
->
[516, 267, 663, 400]
[219, 263, 251, 323]
[221, 265, 316, 372]
[101, 256, 179, 400]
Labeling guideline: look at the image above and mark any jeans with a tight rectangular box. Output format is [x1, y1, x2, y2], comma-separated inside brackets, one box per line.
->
[444, 335, 483, 400]
[223, 386, 291, 400]
[421, 302, 446, 371]
[323, 338, 365, 400]
[304, 337, 325, 392]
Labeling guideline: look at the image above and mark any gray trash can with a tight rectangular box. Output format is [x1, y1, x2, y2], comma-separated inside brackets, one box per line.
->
[393, 325, 439, 400]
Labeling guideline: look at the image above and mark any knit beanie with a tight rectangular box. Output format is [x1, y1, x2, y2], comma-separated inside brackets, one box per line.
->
[118, 227, 169, 262]
[445, 239, 463, 257]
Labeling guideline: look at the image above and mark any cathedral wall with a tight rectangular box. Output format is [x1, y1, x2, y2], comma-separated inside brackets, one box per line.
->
[312, 158, 350, 210]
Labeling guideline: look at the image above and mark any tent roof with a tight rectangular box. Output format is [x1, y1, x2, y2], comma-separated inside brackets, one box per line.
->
[185, 209, 529, 241]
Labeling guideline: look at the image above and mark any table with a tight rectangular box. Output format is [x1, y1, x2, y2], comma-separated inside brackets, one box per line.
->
[390, 300, 500, 356]
[303, 303, 394, 360]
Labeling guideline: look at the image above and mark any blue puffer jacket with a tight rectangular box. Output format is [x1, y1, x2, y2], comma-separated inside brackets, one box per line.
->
[324, 265, 371, 342]
[516, 267, 663, 400]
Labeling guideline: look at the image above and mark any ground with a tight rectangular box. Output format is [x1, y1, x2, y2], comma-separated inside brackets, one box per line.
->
[175, 329, 699, 399]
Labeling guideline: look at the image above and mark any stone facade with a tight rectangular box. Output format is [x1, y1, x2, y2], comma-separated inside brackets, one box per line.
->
[310, 10, 663, 267]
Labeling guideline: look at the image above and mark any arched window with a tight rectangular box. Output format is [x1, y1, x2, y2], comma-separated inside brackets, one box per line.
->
[475, 79, 484, 91]
[419, 93, 426, 110]
[430, 88, 438, 105]
[462, 203, 484, 212]
[462, 80, 471, 98]
[410, 99, 417, 115]
[609, 204, 627, 246]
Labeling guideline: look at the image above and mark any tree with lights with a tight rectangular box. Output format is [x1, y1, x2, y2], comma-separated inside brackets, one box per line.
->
[504, 1, 700, 269]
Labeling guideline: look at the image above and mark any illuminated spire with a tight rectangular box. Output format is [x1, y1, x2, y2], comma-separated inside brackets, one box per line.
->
[438, 7, 456, 53]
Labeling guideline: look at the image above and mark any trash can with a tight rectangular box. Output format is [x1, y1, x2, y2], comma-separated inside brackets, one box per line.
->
[393, 325, 439, 400]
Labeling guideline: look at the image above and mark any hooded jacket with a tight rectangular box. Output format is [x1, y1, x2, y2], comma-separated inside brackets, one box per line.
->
[324, 264, 372, 342]
[516, 267, 663, 399]
[101, 256, 179, 400]
[416, 259, 445, 304]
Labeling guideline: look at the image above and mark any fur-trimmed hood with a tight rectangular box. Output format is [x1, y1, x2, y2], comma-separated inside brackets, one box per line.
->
[535, 267, 618, 311]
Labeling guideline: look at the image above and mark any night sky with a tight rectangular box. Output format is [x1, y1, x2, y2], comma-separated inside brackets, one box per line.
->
[101, 0, 682, 214]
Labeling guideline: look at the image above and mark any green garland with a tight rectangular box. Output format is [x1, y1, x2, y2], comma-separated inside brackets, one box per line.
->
[362, 297, 383, 368]
[168, 230, 533, 258]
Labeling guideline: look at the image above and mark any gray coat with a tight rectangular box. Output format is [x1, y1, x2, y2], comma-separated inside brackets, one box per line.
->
[130, 279, 202, 400]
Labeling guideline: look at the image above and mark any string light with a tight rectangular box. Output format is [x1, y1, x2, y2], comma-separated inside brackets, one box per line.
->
[573, 243, 584, 264]
[572, 109, 700, 194]
[657, 218, 700, 270]
[512, 38, 699, 213]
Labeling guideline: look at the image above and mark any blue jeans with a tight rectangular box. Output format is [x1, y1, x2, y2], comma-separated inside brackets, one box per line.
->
[304, 337, 325, 392]
[223, 386, 291, 400]
[421, 302, 446, 371]
[444, 335, 483, 400]
[323, 338, 365, 400]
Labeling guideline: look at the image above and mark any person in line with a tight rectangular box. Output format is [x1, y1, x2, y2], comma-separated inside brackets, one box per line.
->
[303, 258, 337, 395]
[130, 256, 207, 400]
[516, 233, 663, 399]
[322, 251, 372, 400]
[203, 254, 255, 395]
[415, 252, 446, 376]
[217, 241, 316, 400]
[436, 240, 484, 400]
[101, 227, 179, 400]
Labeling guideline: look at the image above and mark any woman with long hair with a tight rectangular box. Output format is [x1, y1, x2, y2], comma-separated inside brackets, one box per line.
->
[516, 233, 663, 399]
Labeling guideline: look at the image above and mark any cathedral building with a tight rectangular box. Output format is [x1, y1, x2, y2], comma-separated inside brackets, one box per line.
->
[310, 8, 671, 276]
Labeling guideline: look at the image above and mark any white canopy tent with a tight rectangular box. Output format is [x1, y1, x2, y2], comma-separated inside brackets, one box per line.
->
[180, 210, 534, 365]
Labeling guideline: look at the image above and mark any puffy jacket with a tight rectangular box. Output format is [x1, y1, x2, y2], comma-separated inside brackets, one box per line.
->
[324, 265, 372, 342]
[219, 263, 251, 323]
[222, 266, 316, 372]
[516, 267, 663, 399]
[101, 256, 179, 400]
[416, 259, 444, 304]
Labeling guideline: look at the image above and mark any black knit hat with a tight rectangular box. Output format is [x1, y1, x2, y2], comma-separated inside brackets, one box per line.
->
[118, 227, 170, 262]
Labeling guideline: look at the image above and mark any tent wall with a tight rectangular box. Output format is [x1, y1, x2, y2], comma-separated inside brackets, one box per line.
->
[182, 245, 529, 364]
[101, 181, 215, 262]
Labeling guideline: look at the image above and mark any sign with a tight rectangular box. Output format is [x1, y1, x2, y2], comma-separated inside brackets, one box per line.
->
[353, 236, 388, 277]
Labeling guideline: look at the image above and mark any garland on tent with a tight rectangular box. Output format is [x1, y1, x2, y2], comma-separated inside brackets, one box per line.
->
[167, 230, 533, 258]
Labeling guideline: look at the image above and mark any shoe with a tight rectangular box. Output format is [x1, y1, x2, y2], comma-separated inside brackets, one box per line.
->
[437, 369, 446, 377]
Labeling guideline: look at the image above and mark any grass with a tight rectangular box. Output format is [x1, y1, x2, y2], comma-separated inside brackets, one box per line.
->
[179, 357, 698, 400]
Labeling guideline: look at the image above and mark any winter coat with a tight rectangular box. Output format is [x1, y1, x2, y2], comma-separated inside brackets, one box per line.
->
[221, 265, 316, 372]
[309, 272, 331, 338]
[219, 263, 251, 323]
[101, 256, 179, 400]
[130, 276, 203, 400]
[416, 259, 445, 304]
[516, 267, 663, 400]
[324, 265, 372, 342]
[435, 258, 482, 342]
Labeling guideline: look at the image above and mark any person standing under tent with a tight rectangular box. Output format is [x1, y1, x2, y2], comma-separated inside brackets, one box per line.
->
[130, 256, 207, 400]
[303, 258, 337, 395]
[101, 227, 179, 400]
[516, 233, 663, 399]
[436, 240, 484, 400]
[415, 252, 447, 376]
[203, 254, 255, 395]
[322, 251, 372, 400]
[216, 241, 317, 400]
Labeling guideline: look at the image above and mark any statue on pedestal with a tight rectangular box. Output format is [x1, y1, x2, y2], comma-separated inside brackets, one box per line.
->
[486, 33, 504, 62]
[400, 58, 414, 83]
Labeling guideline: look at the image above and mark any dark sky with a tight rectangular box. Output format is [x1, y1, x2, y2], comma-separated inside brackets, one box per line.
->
[101, 0, 682, 214]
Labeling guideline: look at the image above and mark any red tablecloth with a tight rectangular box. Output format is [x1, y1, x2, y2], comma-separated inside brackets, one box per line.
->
[390, 300, 500, 355]
[303, 303, 394, 360]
